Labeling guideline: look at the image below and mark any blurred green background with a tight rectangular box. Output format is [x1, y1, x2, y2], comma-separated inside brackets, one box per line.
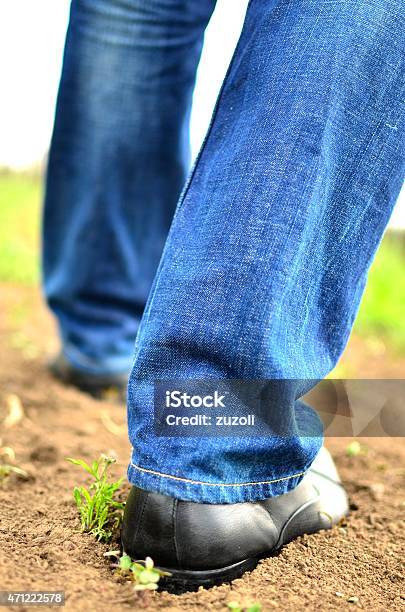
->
[1, 170, 405, 356]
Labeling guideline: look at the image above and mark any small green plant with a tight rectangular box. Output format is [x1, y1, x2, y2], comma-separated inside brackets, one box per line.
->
[67, 455, 124, 541]
[106, 551, 170, 591]
[0, 464, 27, 485]
[227, 602, 262, 612]
[346, 440, 364, 457]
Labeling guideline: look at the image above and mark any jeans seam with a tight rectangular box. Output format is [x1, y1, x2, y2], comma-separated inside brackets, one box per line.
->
[130, 461, 306, 487]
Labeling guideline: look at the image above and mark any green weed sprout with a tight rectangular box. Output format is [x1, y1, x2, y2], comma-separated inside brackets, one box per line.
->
[227, 602, 262, 612]
[346, 440, 363, 457]
[0, 464, 27, 485]
[67, 455, 124, 541]
[106, 551, 170, 591]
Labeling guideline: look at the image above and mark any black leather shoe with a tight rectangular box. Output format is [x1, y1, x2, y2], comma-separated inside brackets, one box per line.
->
[121, 447, 348, 592]
[49, 352, 128, 401]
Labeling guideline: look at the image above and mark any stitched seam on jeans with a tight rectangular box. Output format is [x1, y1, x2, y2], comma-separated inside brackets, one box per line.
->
[130, 461, 306, 487]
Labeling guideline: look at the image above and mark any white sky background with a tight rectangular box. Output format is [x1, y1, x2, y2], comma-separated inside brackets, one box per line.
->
[0, 0, 403, 227]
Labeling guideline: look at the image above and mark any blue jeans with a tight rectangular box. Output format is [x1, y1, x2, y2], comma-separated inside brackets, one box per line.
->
[44, 0, 404, 503]
[43, 0, 215, 374]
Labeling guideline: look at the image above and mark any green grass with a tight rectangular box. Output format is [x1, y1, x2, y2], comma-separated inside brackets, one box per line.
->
[353, 232, 405, 353]
[0, 171, 41, 284]
[0, 171, 404, 353]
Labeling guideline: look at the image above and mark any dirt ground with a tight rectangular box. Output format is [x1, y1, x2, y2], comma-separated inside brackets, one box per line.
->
[0, 285, 404, 611]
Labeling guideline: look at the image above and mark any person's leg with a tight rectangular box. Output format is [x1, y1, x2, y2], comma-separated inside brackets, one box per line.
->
[43, 0, 216, 379]
[122, 0, 404, 585]
[126, 0, 404, 501]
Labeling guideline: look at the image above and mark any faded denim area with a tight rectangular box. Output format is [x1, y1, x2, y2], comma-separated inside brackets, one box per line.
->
[43, 0, 404, 503]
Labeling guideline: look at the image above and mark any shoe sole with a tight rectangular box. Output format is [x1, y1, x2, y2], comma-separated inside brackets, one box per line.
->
[158, 556, 260, 593]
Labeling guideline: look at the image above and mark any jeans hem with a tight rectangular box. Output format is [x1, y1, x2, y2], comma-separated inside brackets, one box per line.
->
[127, 460, 311, 504]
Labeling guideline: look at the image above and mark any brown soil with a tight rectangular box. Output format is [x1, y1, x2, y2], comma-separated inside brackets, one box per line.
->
[0, 285, 404, 611]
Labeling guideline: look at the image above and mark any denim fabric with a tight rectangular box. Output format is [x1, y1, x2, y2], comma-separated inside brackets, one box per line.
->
[127, 0, 404, 502]
[43, 0, 216, 374]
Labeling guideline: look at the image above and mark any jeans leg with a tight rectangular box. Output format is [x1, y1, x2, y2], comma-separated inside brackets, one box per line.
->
[127, 0, 405, 502]
[43, 0, 216, 375]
